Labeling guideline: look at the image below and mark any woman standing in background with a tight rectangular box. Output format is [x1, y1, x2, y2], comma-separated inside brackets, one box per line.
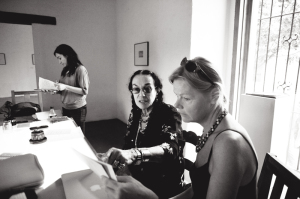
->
[52, 44, 89, 134]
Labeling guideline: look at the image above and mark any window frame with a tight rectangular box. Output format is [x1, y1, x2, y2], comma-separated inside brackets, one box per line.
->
[229, 0, 254, 119]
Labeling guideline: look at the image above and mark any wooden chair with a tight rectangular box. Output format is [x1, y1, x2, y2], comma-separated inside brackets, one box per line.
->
[182, 130, 198, 171]
[258, 153, 300, 199]
[11, 90, 43, 111]
[180, 130, 198, 189]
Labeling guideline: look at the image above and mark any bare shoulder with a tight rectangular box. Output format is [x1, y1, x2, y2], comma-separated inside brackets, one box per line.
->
[213, 130, 246, 156]
[211, 129, 257, 185]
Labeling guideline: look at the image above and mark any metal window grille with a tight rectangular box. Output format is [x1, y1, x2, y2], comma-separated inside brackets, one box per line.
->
[253, 0, 300, 94]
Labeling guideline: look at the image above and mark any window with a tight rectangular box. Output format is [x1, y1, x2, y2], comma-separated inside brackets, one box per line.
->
[231, 0, 300, 170]
[249, 0, 300, 94]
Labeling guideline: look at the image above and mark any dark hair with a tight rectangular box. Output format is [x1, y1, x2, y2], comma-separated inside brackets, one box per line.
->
[54, 44, 83, 77]
[128, 70, 163, 112]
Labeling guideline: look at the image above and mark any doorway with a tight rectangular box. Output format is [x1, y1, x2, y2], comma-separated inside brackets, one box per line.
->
[0, 23, 36, 98]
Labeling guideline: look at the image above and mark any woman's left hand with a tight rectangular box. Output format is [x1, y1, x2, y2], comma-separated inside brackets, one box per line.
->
[55, 82, 67, 91]
[100, 176, 158, 199]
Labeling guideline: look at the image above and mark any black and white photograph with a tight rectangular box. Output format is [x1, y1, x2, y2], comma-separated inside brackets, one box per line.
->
[0, 1, 299, 199]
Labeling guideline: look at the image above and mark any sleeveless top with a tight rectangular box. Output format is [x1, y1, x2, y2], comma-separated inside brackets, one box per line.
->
[190, 130, 258, 199]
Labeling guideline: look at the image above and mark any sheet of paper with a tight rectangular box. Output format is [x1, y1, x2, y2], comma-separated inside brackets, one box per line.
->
[62, 169, 109, 199]
[35, 111, 51, 120]
[41, 127, 84, 142]
[39, 77, 58, 90]
[35, 109, 62, 120]
[51, 119, 77, 129]
[72, 149, 117, 181]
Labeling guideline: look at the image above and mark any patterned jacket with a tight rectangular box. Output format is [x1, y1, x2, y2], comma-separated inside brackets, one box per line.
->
[124, 102, 185, 199]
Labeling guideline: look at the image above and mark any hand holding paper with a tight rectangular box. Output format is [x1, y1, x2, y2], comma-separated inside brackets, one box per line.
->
[72, 149, 117, 181]
[39, 77, 58, 90]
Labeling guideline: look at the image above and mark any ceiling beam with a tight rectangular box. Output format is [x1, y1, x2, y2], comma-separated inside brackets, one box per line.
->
[0, 11, 56, 25]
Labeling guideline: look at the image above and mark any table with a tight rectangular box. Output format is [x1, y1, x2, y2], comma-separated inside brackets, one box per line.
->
[0, 117, 98, 198]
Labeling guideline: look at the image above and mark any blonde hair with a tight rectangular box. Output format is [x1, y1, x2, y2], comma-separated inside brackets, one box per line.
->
[169, 57, 227, 108]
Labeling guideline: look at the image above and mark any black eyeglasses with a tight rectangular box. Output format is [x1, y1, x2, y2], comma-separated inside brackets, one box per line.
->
[181, 57, 215, 85]
[131, 86, 153, 94]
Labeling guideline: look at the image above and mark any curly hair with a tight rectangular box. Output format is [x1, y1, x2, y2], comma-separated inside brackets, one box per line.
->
[127, 70, 164, 121]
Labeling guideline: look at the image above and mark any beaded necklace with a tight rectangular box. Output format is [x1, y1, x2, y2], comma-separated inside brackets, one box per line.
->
[139, 115, 149, 134]
[196, 109, 228, 152]
[135, 113, 150, 147]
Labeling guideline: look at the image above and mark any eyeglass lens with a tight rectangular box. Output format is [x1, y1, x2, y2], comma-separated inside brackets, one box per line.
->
[131, 86, 152, 94]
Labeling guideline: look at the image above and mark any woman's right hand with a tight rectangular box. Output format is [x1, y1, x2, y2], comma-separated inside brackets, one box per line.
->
[105, 147, 136, 167]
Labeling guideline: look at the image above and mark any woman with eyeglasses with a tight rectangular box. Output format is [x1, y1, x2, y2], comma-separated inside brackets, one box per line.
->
[99, 70, 186, 199]
[99, 57, 258, 199]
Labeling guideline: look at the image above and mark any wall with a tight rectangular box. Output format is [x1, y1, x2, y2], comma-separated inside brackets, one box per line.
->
[115, 0, 193, 123]
[115, 0, 235, 124]
[0, 0, 236, 124]
[0, 0, 117, 122]
[190, 0, 235, 106]
[0, 23, 37, 97]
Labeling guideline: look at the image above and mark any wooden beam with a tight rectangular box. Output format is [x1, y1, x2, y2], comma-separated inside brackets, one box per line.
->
[0, 11, 56, 25]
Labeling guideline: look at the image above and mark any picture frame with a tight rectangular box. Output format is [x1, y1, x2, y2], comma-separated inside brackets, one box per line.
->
[134, 42, 149, 66]
[32, 54, 35, 65]
[0, 53, 6, 65]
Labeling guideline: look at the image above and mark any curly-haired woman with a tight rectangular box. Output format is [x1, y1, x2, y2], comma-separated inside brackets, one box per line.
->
[100, 70, 185, 199]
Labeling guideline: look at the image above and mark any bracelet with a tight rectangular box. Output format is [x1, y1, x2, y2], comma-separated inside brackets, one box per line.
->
[139, 148, 151, 162]
[133, 148, 142, 165]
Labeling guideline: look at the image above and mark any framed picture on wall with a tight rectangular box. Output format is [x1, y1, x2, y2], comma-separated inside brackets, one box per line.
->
[134, 42, 149, 66]
[0, 53, 6, 65]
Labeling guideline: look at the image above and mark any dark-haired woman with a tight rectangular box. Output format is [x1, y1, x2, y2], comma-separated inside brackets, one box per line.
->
[100, 70, 185, 199]
[53, 44, 89, 134]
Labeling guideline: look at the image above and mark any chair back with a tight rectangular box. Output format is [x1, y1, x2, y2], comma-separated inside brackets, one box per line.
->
[11, 90, 43, 111]
[182, 130, 198, 171]
[180, 130, 198, 188]
[258, 153, 300, 199]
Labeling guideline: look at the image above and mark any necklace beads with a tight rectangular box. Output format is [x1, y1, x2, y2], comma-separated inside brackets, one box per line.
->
[139, 114, 149, 134]
[196, 109, 228, 152]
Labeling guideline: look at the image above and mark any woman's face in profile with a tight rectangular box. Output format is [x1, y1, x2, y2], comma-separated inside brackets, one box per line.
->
[173, 78, 211, 123]
[55, 53, 68, 67]
[131, 74, 157, 111]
